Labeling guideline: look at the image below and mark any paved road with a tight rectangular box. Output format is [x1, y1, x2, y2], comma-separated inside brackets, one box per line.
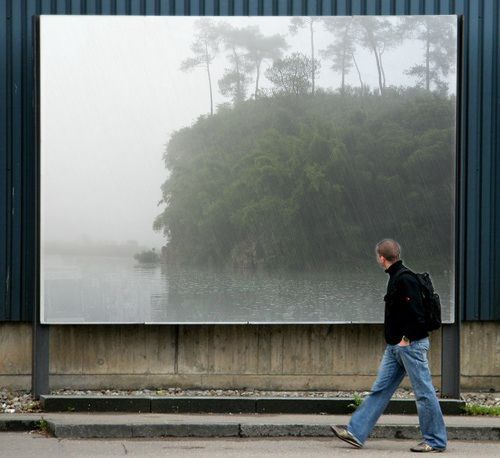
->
[1, 433, 499, 457]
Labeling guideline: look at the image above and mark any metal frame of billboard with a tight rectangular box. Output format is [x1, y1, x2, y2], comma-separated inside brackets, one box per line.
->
[32, 14, 463, 398]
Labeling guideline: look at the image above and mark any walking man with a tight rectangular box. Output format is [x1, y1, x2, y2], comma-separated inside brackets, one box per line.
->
[331, 239, 447, 452]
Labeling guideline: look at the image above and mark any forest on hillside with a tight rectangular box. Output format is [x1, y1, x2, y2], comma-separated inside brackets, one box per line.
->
[153, 16, 457, 272]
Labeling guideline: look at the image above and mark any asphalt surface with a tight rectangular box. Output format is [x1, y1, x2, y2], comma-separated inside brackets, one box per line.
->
[1, 433, 499, 457]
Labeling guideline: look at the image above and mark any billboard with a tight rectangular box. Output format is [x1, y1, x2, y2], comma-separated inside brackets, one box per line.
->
[38, 15, 458, 324]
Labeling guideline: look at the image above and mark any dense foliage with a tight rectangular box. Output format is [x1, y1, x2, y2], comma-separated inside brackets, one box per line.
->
[154, 88, 455, 272]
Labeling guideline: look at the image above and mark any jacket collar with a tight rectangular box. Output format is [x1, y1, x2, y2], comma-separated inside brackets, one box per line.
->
[385, 259, 404, 276]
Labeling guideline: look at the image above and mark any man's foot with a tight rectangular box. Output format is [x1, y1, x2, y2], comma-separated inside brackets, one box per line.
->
[330, 425, 363, 448]
[410, 442, 446, 453]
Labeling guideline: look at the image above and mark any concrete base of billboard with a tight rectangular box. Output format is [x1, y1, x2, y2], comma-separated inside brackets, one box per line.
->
[0, 322, 498, 391]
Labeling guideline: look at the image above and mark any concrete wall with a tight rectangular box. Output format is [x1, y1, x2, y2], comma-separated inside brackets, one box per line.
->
[0, 322, 498, 391]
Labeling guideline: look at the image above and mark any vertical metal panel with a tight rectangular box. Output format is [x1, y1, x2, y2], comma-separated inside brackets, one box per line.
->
[100, 0, 115, 14]
[0, 0, 8, 320]
[145, 0, 157, 15]
[480, 0, 493, 319]
[489, 0, 499, 320]
[115, 0, 127, 14]
[351, 0, 363, 15]
[320, 0, 331, 15]
[463, 0, 480, 321]
[218, 0, 228, 15]
[129, 0, 141, 14]
[0, 0, 499, 321]
[262, 0, 273, 15]
[494, 0, 500, 320]
[380, 0, 395, 15]
[395, 0, 409, 15]
[21, 0, 38, 321]
[9, 0, 23, 320]
[336, 0, 351, 15]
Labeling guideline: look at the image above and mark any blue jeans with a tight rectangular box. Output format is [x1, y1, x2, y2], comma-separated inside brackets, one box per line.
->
[347, 337, 447, 449]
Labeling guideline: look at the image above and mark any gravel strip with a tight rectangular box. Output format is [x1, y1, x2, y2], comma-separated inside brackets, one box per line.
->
[2, 388, 498, 414]
[0, 390, 41, 413]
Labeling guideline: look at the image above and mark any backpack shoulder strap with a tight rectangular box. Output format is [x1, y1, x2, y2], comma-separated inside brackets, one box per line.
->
[392, 267, 414, 283]
[386, 267, 413, 298]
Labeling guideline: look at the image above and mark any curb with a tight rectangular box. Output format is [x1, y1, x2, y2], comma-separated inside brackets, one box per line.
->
[40, 396, 465, 415]
[47, 422, 500, 440]
[1, 417, 499, 441]
[0, 418, 41, 432]
[48, 422, 241, 439]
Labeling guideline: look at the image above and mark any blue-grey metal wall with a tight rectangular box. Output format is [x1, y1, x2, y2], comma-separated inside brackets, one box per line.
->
[1, 0, 498, 321]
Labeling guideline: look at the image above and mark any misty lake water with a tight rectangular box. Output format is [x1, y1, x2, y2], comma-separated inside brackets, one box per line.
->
[42, 254, 454, 324]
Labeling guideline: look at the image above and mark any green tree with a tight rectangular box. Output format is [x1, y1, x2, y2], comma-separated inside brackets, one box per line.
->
[321, 17, 363, 93]
[218, 25, 254, 104]
[154, 89, 455, 271]
[289, 17, 320, 95]
[180, 19, 222, 115]
[354, 17, 402, 95]
[241, 27, 288, 98]
[265, 53, 321, 96]
[402, 16, 456, 93]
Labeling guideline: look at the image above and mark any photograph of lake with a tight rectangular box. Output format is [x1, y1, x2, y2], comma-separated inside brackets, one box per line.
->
[39, 15, 457, 324]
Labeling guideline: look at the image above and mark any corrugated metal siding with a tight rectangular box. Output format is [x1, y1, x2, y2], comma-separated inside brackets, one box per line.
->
[0, 0, 498, 321]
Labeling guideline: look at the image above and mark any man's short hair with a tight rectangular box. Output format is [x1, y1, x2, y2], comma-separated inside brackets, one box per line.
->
[375, 239, 401, 262]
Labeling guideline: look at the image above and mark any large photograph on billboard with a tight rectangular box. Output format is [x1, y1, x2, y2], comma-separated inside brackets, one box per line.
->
[39, 15, 457, 324]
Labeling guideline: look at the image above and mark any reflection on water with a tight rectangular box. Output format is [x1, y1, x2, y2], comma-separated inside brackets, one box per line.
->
[42, 254, 454, 324]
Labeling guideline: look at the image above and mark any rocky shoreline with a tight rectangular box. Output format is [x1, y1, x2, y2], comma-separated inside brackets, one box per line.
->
[1, 388, 499, 414]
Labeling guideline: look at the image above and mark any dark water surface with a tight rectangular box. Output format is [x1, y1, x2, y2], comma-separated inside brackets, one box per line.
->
[42, 254, 454, 324]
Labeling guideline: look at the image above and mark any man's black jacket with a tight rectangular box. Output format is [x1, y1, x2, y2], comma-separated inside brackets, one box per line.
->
[384, 260, 428, 345]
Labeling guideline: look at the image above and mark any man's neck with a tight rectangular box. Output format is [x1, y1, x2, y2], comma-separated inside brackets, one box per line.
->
[385, 259, 403, 273]
[385, 260, 396, 270]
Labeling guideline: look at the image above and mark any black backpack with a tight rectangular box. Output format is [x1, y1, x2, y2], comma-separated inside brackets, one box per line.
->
[393, 268, 442, 332]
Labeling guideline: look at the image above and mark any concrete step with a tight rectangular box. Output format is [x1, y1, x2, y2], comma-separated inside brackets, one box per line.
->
[40, 395, 465, 415]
